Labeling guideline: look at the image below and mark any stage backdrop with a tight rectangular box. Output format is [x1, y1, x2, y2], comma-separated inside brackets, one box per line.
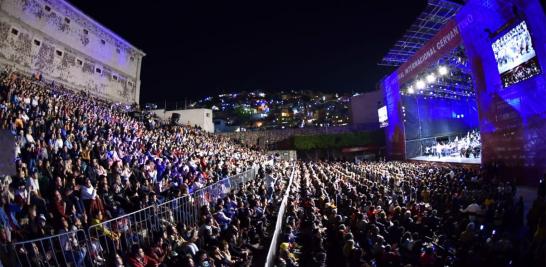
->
[403, 95, 480, 159]
[458, 0, 546, 185]
[382, 0, 546, 185]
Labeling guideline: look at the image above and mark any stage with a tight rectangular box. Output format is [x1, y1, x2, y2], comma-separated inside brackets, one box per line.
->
[410, 155, 481, 164]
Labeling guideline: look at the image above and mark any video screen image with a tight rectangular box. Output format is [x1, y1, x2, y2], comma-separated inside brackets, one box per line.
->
[492, 21, 541, 88]
[378, 106, 388, 128]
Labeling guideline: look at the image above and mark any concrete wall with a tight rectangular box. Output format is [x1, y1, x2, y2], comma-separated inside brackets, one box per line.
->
[219, 124, 378, 149]
[350, 89, 384, 127]
[151, 108, 214, 133]
[0, 0, 144, 103]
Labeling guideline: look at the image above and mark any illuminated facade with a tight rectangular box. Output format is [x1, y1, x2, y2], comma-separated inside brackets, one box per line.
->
[382, 0, 546, 185]
[0, 0, 145, 103]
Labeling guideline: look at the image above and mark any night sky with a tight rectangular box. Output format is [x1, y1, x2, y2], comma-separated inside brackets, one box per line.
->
[67, 0, 426, 104]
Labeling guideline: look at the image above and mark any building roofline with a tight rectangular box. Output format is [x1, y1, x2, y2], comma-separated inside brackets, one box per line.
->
[63, 0, 145, 56]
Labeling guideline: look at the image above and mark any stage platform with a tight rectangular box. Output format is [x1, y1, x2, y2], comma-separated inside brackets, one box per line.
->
[410, 155, 481, 164]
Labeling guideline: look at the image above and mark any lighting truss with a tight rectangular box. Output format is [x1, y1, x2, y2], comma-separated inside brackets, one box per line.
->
[378, 0, 462, 67]
[400, 45, 476, 100]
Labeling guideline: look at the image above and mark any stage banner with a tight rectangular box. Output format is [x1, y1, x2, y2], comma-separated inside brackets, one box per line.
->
[382, 73, 405, 160]
[397, 19, 463, 84]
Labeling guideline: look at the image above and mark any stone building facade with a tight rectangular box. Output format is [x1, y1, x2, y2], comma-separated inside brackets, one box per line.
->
[0, 0, 145, 103]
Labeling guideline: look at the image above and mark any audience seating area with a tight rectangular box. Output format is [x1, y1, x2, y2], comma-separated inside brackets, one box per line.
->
[277, 161, 545, 267]
[0, 68, 544, 267]
[0, 69, 294, 266]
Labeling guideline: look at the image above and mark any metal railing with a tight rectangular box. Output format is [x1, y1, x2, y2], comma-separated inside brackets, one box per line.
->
[4, 163, 269, 267]
[86, 167, 259, 259]
[7, 228, 92, 267]
[264, 164, 297, 267]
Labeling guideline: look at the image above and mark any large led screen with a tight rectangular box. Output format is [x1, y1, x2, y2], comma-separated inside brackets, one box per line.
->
[378, 106, 388, 128]
[492, 21, 541, 88]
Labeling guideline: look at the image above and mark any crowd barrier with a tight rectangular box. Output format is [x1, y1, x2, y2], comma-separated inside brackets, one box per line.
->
[5, 229, 92, 267]
[3, 162, 269, 267]
[264, 164, 296, 267]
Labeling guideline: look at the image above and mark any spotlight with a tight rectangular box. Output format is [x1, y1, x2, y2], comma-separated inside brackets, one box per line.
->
[407, 86, 414, 94]
[439, 66, 448, 76]
[426, 73, 436, 83]
[416, 80, 426, 89]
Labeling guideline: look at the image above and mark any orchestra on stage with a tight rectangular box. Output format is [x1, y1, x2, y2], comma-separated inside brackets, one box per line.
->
[424, 130, 481, 159]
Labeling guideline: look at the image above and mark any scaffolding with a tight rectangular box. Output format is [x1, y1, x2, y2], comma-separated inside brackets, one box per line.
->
[378, 0, 462, 67]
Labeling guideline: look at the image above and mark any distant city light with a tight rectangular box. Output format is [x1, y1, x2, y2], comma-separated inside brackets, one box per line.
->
[193, 89, 354, 130]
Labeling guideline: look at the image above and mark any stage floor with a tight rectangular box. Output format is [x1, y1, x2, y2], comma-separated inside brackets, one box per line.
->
[410, 155, 481, 164]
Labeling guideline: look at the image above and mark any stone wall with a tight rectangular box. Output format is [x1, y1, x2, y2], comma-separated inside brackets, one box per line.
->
[219, 123, 378, 149]
[0, 0, 144, 103]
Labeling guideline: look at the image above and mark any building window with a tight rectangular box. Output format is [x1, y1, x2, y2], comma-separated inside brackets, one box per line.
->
[96, 68, 102, 74]
[55, 50, 63, 57]
[128, 81, 133, 87]
[64, 17, 70, 24]
[100, 39, 106, 45]
[129, 56, 134, 62]
[11, 28, 19, 36]
[44, 5, 51, 12]
[206, 113, 210, 118]
[113, 75, 118, 80]
[33, 39, 41, 46]
[116, 48, 121, 54]
[83, 29, 88, 35]
[77, 59, 83, 65]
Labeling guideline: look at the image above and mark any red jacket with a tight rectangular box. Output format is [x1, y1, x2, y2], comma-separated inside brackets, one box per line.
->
[127, 255, 159, 267]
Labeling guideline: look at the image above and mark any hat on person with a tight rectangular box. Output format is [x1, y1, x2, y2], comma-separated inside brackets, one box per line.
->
[38, 214, 47, 221]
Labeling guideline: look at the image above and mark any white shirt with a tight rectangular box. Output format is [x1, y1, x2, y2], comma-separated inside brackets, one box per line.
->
[265, 174, 276, 189]
[54, 138, 64, 152]
[26, 177, 40, 193]
[462, 203, 481, 214]
[25, 134, 35, 144]
[81, 185, 97, 200]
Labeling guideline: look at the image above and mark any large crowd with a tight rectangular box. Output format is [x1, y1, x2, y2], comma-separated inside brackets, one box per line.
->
[0, 68, 293, 266]
[0, 67, 545, 267]
[279, 161, 545, 267]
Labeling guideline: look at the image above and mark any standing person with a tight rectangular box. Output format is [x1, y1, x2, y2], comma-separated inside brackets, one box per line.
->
[265, 168, 277, 202]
